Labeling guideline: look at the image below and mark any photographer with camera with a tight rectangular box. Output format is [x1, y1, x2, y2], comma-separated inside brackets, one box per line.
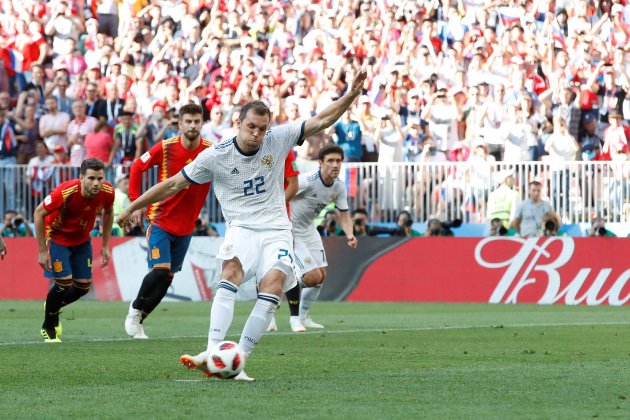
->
[352, 208, 369, 237]
[394, 210, 421, 237]
[0, 234, 6, 260]
[1, 210, 34, 238]
[423, 218, 462, 237]
[512, 181, 553, 238]
[541, 211, 562, 237]
[588, 216, 617, 237]
[489, 218, 511, 236]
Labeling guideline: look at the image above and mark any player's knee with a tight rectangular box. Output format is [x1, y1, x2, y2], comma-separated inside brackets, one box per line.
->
[54, 278, 73, 290]
[73, 280, 92, 296]
[221, 259, 244, 285]
[302, 269, 323, 287]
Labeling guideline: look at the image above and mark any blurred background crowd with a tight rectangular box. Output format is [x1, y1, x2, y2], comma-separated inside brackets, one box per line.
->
[1, 0, 629, 236]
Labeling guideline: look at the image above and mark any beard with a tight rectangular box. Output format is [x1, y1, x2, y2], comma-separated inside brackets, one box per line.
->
[183, 130, 199, 141]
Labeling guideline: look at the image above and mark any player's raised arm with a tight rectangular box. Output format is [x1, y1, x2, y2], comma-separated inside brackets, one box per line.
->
[117, 172, 191, 231]
[302, 70, 367, 139]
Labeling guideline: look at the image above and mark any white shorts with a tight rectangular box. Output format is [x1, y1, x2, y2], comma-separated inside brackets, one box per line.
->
[294, 230, 327, 279]
[217, 226, 297, 293]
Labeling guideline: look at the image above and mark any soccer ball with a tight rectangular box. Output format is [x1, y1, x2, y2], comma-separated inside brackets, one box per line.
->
[206, 341, 245, 379]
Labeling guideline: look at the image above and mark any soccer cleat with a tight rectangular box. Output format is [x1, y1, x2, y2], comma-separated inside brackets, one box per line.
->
[289, 316, 306, 333]
[233, 370, 255, 381]
[133, 324, 149, 339]
[180, 352, 209, 375]
[266, 316, 278, 332]
[44, 303, 63, 338]
[40, 328, 62, 343]
[300, 316, 324, 329]
[125, 303, 142, 337]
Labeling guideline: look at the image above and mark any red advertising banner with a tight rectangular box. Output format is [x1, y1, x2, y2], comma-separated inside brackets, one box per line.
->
[347, 237, 630, 305]
[1, 237, 130, 300]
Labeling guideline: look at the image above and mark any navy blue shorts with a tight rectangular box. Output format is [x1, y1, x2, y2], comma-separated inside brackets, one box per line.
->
[146, 224, 192, 273]
[45, 239, 93, 279]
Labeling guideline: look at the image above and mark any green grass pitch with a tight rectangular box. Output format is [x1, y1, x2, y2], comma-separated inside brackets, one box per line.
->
[1, 301, 629, 419]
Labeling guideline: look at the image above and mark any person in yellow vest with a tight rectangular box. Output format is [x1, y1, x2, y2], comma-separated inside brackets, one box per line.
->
[486, 169, 520, 228]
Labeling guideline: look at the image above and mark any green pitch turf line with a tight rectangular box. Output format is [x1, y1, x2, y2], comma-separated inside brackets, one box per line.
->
[2, 320, 629, 346]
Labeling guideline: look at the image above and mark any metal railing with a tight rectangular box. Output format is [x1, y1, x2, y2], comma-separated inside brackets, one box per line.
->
[1, 162, 629, 224]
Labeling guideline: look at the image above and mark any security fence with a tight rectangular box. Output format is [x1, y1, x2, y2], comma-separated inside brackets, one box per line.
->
[1, 161, 629, 224]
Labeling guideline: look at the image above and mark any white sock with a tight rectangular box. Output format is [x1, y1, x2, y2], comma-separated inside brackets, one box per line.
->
[207, 280, 238, 350]
[239, 293, 279, 359]
[300, 285, 322, 318]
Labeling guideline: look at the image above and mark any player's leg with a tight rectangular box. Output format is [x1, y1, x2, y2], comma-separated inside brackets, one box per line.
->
[60, 240, 95, 307]
[126, 225, 174, 337]
[300, 267, 326, 328]
[180, 257, 245, 373]
[238, 230, 295, 365]
[295, 236, 326, 328]
[41, 240, 73, 342]
[284, 283, 303, 332]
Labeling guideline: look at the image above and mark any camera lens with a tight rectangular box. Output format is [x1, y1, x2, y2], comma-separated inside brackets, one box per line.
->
[544, 220, 556, 231]
[354, 219, 363, 226]
[597, 227, 607, 236]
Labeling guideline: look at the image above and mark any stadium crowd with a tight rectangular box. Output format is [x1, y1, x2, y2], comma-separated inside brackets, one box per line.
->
[1, 0, 630, 231]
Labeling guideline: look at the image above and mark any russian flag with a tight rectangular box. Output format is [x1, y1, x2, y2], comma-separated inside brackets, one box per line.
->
[8, 49, 23, 73]
[497, 7, 523, 28]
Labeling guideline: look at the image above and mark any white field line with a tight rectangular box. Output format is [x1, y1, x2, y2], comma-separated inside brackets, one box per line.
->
[1, 320, 629, 347]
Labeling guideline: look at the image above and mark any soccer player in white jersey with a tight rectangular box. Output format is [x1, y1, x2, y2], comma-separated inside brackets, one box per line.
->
[290, 144, 357, 329]
[117, 70, 367, 381]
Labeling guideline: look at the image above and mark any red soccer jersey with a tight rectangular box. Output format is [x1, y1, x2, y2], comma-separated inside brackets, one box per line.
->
[284, 151, 300, 217]
[43, 179, 115, 246]
[129, 136, 213, 236]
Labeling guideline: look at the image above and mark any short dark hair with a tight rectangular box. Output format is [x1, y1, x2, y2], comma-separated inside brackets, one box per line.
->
[239, 100, 271, 122]
[179, 103, 203, 119]
[318, 144, 345, 161]
[529, 181, 542, 188]
[80, 158, 105, 175]
[352, 208, 368, 217]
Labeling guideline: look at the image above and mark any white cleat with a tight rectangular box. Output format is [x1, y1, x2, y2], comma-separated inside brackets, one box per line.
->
[233, 370, 255, 382]
[133, 324, 149, 339]
[125, 303, 142, 337]
[300, 316, 324, 329]
[266, 316, 278, 332]
[289, 316, 306, 332]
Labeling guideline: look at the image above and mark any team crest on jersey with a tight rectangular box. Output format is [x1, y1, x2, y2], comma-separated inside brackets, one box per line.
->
[261, 155, 274, 168]
[330, 193, 338, 202]
[151, 247, 160, 260]
[53, 260, 63, 273]
[221, 243, 234, 253]
[304, 257, 312, 265]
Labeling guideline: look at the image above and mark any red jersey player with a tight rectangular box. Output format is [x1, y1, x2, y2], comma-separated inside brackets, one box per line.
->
[124, 103, 213, 339]
[33, 158, 115, 342]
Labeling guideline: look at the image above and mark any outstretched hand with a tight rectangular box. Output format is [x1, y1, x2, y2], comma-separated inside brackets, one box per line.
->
[117, 207, 133, 232]
[350, 70, 368, 97]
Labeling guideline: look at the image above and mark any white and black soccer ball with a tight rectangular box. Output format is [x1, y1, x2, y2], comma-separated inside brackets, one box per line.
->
[206, 341, 245, 379]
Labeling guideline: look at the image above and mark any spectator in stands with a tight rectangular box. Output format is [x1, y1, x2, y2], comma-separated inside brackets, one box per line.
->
[200, 105, 225, 144]
[0, 110, 17, 215]
[113, 111, 144, 165]
[1, 210, 33, 238]
[333, 110, 362, 162]
[355, 95, 379, 162]
[85, 120, 116, 166]
[601, 110, 629, 160]
[25, 141, 54, 197]
[512, 181, 553, 238]
[579, 112, 603, 161]
[67, 101, 98, 166]
[587, 216, 617, 237]
[112, 172, 130, 237]
[85, 82, 107, 121]
[49, 72, 74, 117]
[421, 86, 459, 155]
[39, 96, 70, 152]
[8, 104, 39, 164]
